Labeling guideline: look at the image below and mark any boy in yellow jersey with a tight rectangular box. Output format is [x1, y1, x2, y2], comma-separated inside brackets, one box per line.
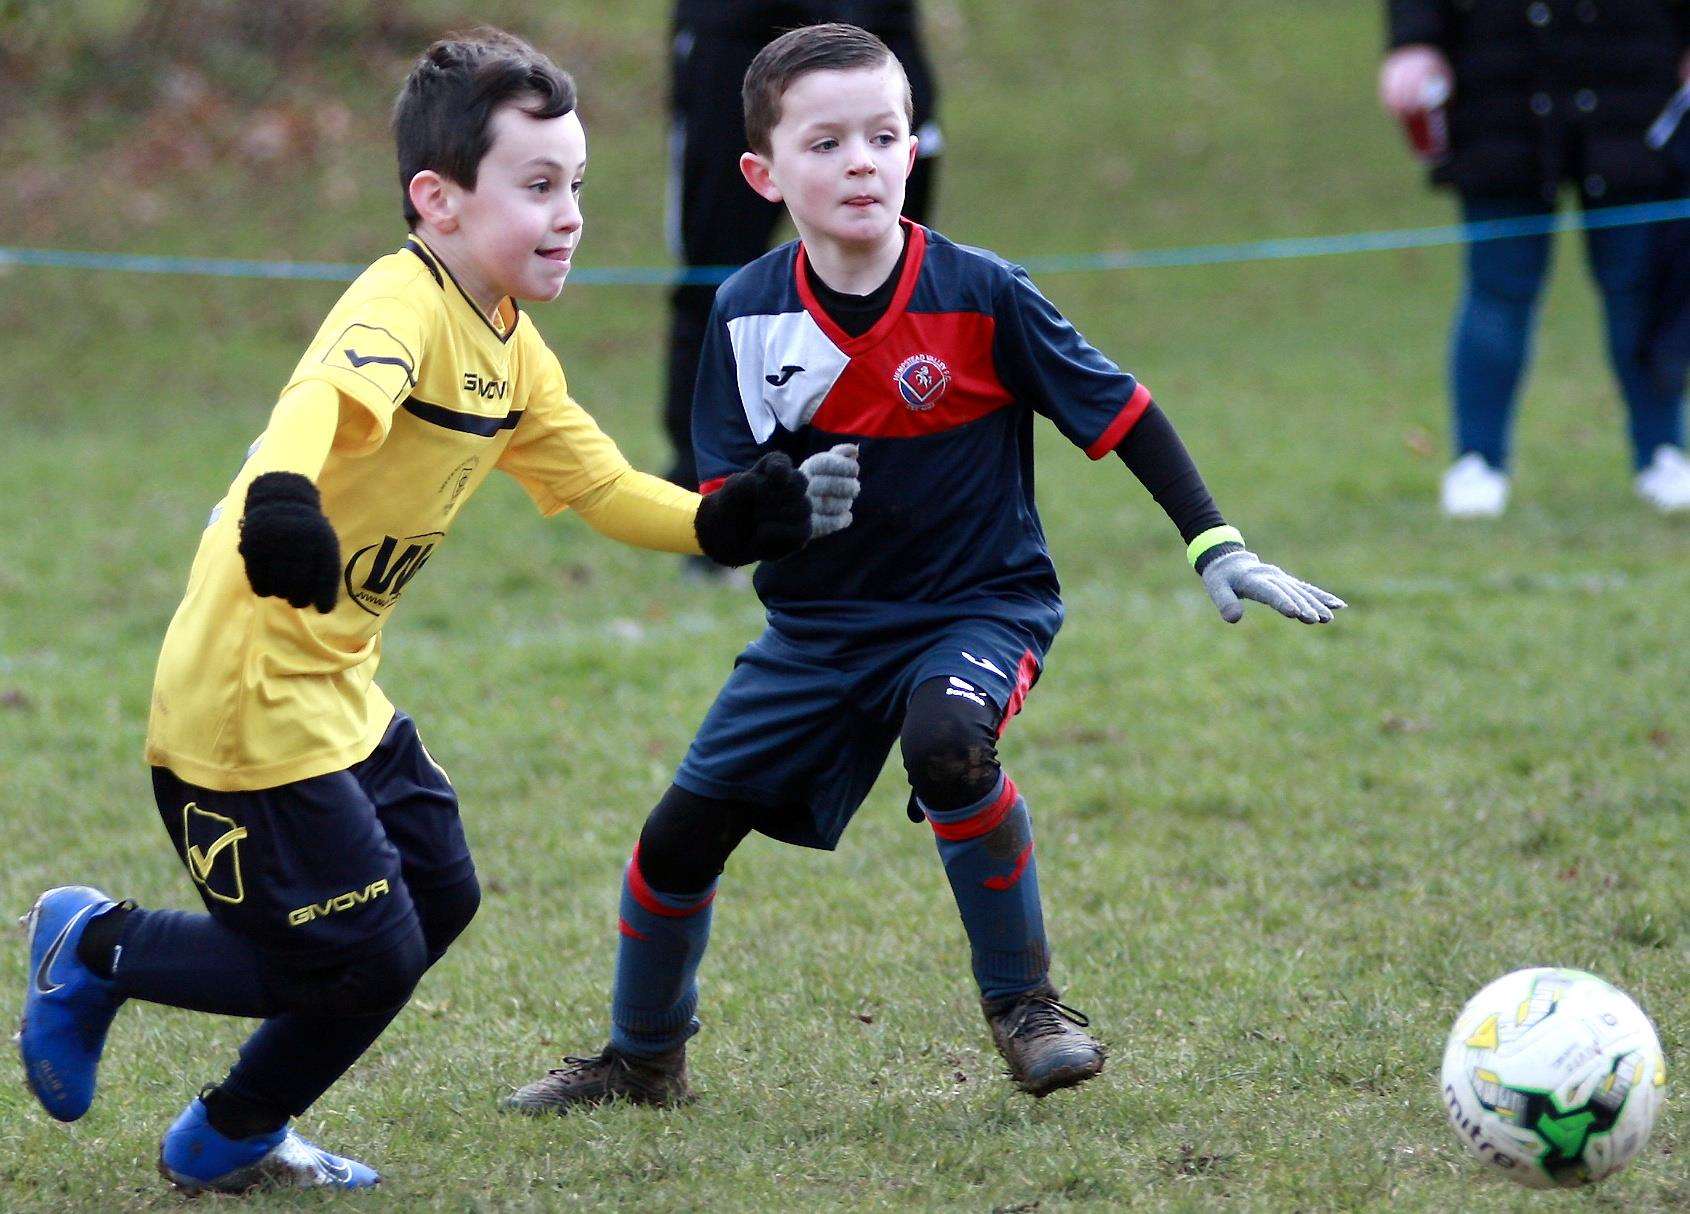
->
[17, 29, 859, 1195]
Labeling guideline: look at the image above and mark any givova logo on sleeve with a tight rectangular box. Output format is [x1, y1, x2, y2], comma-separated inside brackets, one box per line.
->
[182, 803, 247, 905]
[323, 324, 418, 404]
[344, 532, 444, 615]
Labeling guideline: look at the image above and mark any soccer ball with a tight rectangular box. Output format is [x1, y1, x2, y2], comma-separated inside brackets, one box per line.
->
[1440, 967, 1667, 1189]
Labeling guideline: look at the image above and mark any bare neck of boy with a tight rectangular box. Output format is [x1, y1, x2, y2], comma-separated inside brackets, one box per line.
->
[800, 221, 905, 296]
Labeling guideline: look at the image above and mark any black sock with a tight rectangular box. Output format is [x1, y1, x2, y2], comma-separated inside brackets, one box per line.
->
[201, 1084, 289, 1140]
[74, 902, 132, 978]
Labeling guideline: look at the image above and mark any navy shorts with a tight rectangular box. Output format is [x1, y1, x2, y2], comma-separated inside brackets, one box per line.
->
[151, 711, 472, 961]
[674, 619, 1044, 850]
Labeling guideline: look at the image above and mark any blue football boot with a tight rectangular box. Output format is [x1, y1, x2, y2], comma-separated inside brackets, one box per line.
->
[18, 885, 125, 1121]
[159, 1098, 381, 1193]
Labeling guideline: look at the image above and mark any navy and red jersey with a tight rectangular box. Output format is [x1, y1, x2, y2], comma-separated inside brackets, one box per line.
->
[693, 219, 1150, 648]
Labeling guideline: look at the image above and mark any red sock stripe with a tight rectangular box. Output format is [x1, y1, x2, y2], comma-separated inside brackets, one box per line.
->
[626, 843, 717, 918]
[927, 778, 1019, 842]
[617, 916, 649, 941]
[983, 841, 1035, 891]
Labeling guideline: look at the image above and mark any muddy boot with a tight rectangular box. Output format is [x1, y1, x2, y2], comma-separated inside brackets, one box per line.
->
[982, 982, 1105, 1097]
[501, 1044, 693, 1114]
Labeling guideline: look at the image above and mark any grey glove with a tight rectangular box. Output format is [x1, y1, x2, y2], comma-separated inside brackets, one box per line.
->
[1201, 549, 1346, 624]
[798, 443, 860, 539]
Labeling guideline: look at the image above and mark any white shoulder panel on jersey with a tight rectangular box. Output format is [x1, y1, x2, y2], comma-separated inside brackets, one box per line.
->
[725, 310, 850, 443]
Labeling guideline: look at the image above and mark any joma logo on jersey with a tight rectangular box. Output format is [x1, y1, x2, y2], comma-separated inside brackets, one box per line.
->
[344, 531, 445, 615]
[287, 879, 391, 927]
[463, 372, 509, 399]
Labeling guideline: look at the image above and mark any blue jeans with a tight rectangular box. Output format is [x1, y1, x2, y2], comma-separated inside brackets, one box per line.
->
[1451, 194, 1685, 470]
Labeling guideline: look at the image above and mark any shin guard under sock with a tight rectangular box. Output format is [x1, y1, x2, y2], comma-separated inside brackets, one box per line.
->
[609, 844, 715, 1057]
[921, 774, 1051, 1003]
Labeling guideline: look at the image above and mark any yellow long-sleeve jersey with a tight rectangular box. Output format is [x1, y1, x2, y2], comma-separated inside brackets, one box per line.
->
[146, 236, 701, 791]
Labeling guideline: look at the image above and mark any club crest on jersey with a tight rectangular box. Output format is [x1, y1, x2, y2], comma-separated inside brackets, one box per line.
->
[894, 353, 951, 412]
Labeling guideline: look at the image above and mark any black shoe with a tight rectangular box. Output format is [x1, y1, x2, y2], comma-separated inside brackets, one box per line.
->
[982, 982, 1105, 1097]
[501, 1044, 693, 1114]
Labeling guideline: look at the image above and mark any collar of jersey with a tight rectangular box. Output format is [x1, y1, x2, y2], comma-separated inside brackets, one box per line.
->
[404, 236, 520, 346]
[795, 218, 926, 355]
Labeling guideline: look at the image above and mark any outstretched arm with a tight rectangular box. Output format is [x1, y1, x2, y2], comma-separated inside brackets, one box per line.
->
[571, 445, 861, 566]
[566, 468, 706, 554]
[1115, 402, 1345, 625]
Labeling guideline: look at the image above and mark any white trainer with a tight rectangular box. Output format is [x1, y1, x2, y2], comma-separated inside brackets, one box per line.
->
[1440, 453, 1509, 518]
[1635, 445, 1690, 513]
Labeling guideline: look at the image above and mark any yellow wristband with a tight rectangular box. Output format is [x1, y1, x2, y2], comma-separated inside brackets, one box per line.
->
[1186, 525, 1244, 568]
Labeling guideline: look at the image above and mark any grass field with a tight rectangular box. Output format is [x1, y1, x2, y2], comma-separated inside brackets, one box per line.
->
[1, 1, 1686, 1209]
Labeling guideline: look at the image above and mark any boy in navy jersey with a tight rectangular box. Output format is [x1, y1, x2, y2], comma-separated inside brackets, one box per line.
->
[507, 22, 1343, 1110]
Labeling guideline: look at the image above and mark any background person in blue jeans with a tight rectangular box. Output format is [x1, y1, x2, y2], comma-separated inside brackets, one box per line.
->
[1381, 0, 1690, 516]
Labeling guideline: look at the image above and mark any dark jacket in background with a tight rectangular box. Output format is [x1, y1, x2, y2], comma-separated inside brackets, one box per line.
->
[1387, 0, 1689, 201]
[675, 1, 918, 36]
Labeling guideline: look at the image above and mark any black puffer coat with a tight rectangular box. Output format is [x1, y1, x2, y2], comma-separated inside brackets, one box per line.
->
[1387, 0, 1690, 200]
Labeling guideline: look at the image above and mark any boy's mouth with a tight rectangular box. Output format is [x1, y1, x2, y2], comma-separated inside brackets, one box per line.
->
[844, 195, 879, 209]
[537, 246, 574, 262]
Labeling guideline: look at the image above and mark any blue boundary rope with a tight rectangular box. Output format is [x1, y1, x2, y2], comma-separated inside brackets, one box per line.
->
[2, 198, 1686, 287]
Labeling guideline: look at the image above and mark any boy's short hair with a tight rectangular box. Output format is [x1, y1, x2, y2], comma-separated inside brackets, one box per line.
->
[742, 22, 912, 157]
[393, 28, 576, 227]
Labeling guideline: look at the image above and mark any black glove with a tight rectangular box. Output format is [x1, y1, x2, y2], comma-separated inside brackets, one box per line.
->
[237, 471, 341, 613]
[693, 452, 812, 567]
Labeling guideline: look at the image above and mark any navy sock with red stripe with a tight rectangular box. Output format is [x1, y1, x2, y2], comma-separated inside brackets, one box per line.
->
[921, 773, 1051, 1002]
[609, 844, 715, 1057]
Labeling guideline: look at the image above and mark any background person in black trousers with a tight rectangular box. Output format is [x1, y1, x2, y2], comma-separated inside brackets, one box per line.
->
[664, 2, 941, 575]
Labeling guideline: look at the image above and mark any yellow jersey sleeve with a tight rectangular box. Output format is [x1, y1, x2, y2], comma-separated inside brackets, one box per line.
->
[497, 335, 635, 514]
[247, 381, 339, 480]
[569, 467, 703, 554]
[283, 290, 428, 456]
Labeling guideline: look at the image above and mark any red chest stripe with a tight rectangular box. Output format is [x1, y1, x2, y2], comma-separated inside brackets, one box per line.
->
[809, 310, 1014, 438]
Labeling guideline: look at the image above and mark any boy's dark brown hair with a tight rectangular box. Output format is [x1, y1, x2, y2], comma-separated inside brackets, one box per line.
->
[393, 28, 576, 227]
[741, 22, 911, 157]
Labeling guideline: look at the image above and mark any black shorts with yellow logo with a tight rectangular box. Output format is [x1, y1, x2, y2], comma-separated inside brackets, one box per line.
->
[151, 711, 471, 961]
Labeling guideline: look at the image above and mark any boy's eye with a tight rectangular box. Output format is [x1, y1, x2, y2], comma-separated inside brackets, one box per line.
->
[872, 133, 896, 146]
[529, 180, 551, 195]
[571, 179, 584, 196]
[811, 139, 837, 152]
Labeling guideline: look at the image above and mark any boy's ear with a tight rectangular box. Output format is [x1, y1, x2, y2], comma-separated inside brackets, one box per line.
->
[739, 152, 783, 204]
[408, 170, 459, 233]
[906, 134, 919, 176]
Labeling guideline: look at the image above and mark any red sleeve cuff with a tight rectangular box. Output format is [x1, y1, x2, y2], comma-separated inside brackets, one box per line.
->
[698, 476, 728, 495]
[1084, 382, 1153, 460]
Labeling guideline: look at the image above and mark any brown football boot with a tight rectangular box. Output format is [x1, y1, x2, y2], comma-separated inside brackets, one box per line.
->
[982, 982, 1105, 1097]
[500, 1044, 693, 1115]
